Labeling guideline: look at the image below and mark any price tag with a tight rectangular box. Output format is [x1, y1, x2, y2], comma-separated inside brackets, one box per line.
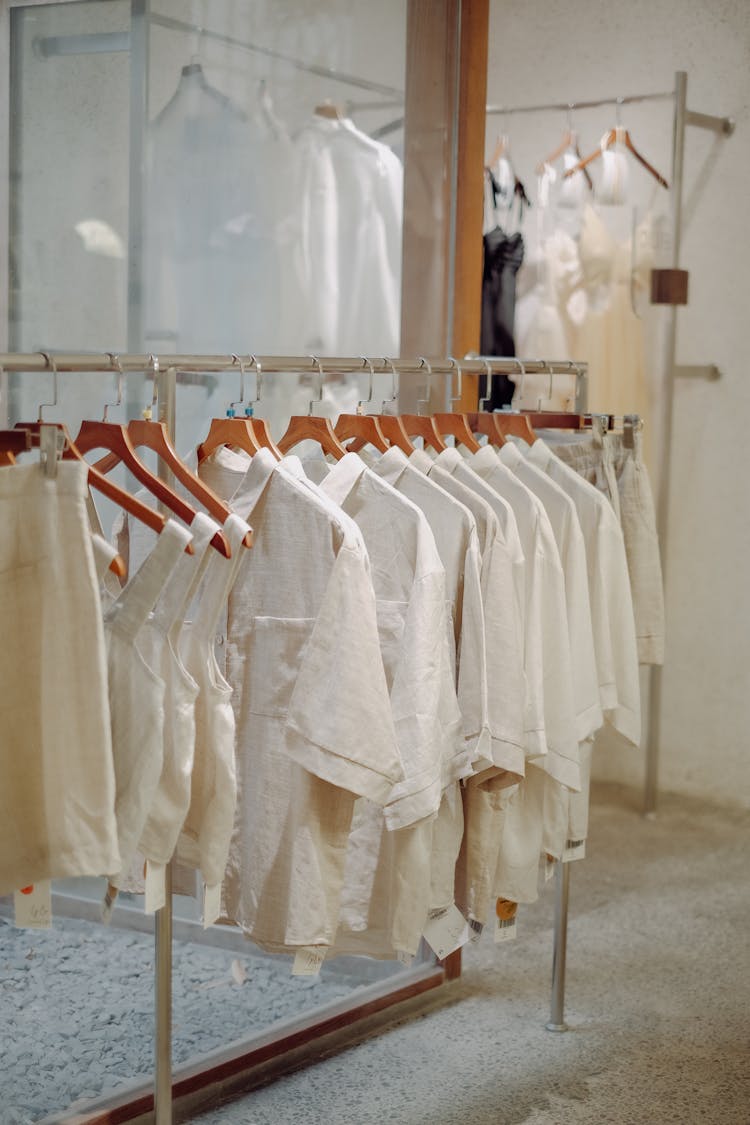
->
[292, 947, 326, 976]
[494, 898, 518, 944]
[14, 882, 52, 929]
[544, 854, 557, 884]
[469, 918, 484, 944]
[144, 861, 166, 914]
[203, 883, 222, 928]
[564, 838, 586, 863]
[423, 904, 471, 960]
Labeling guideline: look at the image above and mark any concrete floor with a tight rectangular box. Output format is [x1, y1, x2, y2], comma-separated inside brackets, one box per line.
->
[190, 782, 750, 1125]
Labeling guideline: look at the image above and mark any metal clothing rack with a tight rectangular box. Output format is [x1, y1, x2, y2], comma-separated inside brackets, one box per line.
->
[1, 349, 587, 1125]
[487, 73, 734, 821]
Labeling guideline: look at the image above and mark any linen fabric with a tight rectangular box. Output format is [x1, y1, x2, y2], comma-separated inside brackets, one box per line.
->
[103, 517, 193, 888]
[0, 461, 120, 894]
[177, 513, 252, 914]
[545, 428, 664, 665]
[409, 447, 526, 781]
[198, 447, 402, 952]
[524, 439, 641, 746]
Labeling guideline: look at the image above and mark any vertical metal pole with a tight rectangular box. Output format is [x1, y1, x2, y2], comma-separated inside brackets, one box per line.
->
[127, 0, 149, 421]
[154, 364, 176, 1125]
[546, 860, 570, 1032]
[644, 71, 687, 817]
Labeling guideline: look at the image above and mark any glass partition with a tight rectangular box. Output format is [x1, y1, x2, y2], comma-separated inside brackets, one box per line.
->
[0, 2, 457, 1121]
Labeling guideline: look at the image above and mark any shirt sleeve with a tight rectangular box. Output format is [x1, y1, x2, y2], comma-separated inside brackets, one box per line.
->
[455, 527, 491, 778]
[382, 567, 464, 830]
[284, 541, 405, 804]
[598, 508, 642, 746]
[477, 520, 527, 780]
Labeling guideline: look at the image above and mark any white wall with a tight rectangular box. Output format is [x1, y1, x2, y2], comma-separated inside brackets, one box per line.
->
[488, 0, 750, 807]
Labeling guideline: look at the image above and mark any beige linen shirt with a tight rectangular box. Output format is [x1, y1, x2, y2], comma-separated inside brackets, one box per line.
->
[199, 447, 403, 952]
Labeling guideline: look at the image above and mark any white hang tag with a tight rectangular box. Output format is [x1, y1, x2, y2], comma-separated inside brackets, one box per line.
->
[469, 918, 484, 944]
[292, 947, 326, 977]
[494, 899, 518, 944]
[203, 883, 222, 929]
[14, 882, 52, 929]
[423, 904, 471, 960]
[144, 861, 167, 914]
[544, 854, 557, 884]
[563, 838, 586, 863]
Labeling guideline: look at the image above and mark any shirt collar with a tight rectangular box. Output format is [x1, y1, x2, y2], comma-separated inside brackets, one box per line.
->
[497, 441, 524, 469]
[525, 438, 553, 470]
[220, 446, 279, 520]
[472, 445, 502, 472]
[374, 445, 411, 486]
[408, 448, 434, 475]
[319, 452, 368, 507]
[433, 447, 464, 473]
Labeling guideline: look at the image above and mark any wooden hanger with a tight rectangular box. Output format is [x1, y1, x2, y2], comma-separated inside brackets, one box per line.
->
[432, 413, 482, 453]
[522, 410, 584, 430]
[335, 412, 390, 454]
[73, 418, 220, 549]
[0, 427, 31, 465]
[198, 356, 281, 465]
[277, 415, 347, 459]
[535, 128, 594, 189]
[432, 358, 482, 453]
[397, 414, 447, 452]
[334, 358, 390, 454]
[276, 357, 347, 459]
[564, 126, 668, 189]
[493, 412, 538, 445]
[467, 412, 506, 447]
[15, 419, 183, 553]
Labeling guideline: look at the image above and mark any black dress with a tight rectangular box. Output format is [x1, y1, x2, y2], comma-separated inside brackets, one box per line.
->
[479, 225, 525, 409]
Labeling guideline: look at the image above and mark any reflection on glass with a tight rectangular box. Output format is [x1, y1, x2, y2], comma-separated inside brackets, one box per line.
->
[3, 3, 412, 1122]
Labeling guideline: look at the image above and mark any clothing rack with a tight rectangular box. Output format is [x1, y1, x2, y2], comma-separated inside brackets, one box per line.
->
[2, 349, 587, 1124]
[486, 71, 734, 818]
[33, 14, 404, 100]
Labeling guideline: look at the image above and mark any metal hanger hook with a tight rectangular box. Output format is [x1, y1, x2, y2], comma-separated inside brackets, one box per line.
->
[228, 354, 246, 418]
[447, 357, 463, 407]
[358, 356, 375, 415]
[478, 358, 493, 413]
[37, 351, 58, 421]
[572, 362, 585, 409]
[308, 356, 324, 416]
[103, 352, 124, 422]
[142, 353, 159, 421]
[416, 356, 433, 417]
[382, 357, 400, 413]
[615, 96, 623, 127]
[511, 357, 526, 408]
[247, 355, 263, 416]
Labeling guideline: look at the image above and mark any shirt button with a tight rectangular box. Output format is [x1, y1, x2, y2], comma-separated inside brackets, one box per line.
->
[215, 634, 225, 647]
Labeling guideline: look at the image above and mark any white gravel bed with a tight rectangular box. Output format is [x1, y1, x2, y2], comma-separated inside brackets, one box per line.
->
[0, 912, 360, 1123]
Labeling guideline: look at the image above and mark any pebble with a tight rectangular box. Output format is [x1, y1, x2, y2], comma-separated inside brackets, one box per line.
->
[0, 911, 354, 1119]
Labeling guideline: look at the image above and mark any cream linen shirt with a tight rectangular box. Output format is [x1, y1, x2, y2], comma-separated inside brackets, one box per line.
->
[525, 439, 641, 747]
[198, 447, 403, 952]
[368, 447, 487, 776]
[498, 443, 599, 749]
[315, 454, 462, 956]
[421, 447, 527, 780]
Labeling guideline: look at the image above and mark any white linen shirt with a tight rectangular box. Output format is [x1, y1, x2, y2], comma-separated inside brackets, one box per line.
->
[525, 438, 641, 746]
[498, 442, 599, 749]
[421, 447, 527, 781]
[368, 447, 487, 776]
[198, 447, 403, 952]
[317, 454, 462, 956]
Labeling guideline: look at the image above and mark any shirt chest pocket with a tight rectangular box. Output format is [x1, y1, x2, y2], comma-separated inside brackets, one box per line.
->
[245, 616, 316, 719]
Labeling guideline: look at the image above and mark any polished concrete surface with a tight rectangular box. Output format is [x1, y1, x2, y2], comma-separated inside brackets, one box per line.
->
[191, 782, 750, 1124]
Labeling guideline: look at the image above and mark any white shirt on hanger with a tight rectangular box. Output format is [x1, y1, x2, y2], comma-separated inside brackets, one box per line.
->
[198, 446, 403, 953]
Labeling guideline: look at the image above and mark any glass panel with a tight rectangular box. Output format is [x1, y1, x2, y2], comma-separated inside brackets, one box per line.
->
[2, 3, 446, 1121]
